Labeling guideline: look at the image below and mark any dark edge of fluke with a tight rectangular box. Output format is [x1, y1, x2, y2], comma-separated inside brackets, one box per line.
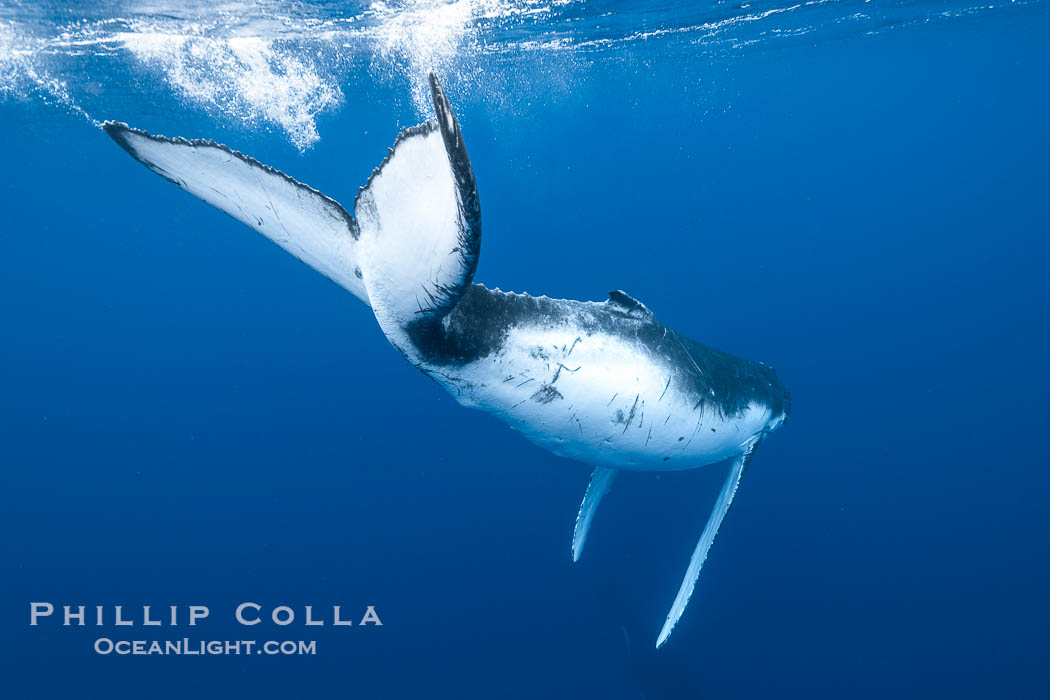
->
[428, 71, 482, 287]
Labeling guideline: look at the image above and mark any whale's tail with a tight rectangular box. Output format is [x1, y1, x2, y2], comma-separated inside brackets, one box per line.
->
[103, 73, 481, 355]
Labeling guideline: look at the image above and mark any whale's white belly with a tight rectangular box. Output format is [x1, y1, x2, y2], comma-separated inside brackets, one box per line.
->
[431, 324, 772, 470]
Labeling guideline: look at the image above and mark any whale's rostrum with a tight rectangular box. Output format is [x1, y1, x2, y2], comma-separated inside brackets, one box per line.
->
[103, 73, 790, 648]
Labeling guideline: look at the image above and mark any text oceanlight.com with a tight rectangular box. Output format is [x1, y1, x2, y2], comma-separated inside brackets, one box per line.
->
[94, 638, 318, 656]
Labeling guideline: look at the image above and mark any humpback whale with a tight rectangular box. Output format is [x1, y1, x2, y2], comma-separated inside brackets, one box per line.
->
[103, 74, 789, 648]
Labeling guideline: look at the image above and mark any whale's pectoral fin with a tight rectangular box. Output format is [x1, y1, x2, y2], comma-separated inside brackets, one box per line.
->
[655, 439, 759, 648]
[355, 73, 481, 357]
[102, 122, 368, 304]
[572, 466, 617, 562]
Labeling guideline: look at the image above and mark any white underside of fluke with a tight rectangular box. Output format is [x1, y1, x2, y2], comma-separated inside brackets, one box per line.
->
[103, 123, 369, 304]
[355, 121, 473, 355]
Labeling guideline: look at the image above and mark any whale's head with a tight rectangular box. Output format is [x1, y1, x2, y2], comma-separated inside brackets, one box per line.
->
[758, 365, 791, 437]
[766, 388, 791, 433]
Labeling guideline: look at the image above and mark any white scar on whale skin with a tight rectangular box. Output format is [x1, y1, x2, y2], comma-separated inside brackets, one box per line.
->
[102, 73, 790, 649]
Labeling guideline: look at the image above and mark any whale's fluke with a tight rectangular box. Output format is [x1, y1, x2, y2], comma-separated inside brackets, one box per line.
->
[572, 466, 617, 562]
[656, 439, 758, 648]
[102, 121, 368, 304]
[355, 73, 481, 359]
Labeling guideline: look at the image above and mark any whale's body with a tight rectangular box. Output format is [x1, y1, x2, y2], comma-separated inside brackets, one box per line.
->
[103, 74, 789, 648]
[424, 285, 786, 470]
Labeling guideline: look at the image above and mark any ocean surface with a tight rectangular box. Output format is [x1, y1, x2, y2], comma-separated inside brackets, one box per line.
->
[2, 1, 1049, 697]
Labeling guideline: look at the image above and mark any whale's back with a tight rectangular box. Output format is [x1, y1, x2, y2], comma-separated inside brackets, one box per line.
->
[439, 284, 788, 423]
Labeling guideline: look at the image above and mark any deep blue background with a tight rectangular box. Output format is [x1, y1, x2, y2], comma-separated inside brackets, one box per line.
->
[2, 9, 1049, 699]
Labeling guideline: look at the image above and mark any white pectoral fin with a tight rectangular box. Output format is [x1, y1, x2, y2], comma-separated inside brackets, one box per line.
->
[655, 441, 758, 648]
[572, 466, 617, 563]
[103, 122, 368, 304]
[355, 73, 481, 353]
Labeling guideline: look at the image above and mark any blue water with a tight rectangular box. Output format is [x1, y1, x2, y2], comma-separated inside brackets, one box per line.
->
[2, 1, 1049, 697]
